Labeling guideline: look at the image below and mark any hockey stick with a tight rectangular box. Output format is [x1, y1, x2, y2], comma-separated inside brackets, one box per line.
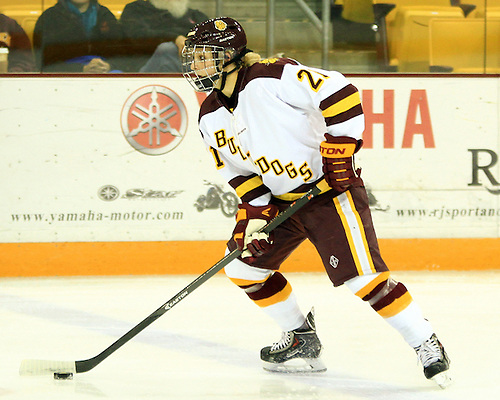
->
[19, 184, 323, 376]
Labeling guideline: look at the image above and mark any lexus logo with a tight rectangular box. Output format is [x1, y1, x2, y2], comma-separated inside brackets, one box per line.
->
[121, 85, 188, 155]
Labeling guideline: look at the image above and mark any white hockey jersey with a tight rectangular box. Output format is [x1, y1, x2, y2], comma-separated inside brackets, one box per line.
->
[198, 58, 365, 206]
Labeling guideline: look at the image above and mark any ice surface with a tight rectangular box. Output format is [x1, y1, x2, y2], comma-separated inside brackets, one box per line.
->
[1, 271, 498, 399]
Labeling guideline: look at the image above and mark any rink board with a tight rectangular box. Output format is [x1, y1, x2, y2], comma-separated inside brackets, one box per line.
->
[0, 74, 499, 276]
[0, 238, 498, 277]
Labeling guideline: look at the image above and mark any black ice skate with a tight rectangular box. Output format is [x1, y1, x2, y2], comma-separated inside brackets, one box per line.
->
[415, 333, 451, 388]
[260, 308, 326, 373]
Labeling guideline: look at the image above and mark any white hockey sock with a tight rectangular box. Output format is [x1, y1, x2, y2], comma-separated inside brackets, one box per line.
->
[385, 301, 434, 348]
[224, 258, 305, 332]
[260, 292, 305, 332]
[346, 273, 434, 348]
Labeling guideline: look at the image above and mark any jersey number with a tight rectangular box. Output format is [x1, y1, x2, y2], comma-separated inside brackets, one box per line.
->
[209, 146, 224, 169]
[297, 69, 328, 92]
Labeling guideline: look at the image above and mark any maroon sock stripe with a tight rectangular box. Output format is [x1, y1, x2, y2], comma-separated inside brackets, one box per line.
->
[362, 280, 389, 302]
[246, 271, 287, 302]
[371, 282, 408, 313]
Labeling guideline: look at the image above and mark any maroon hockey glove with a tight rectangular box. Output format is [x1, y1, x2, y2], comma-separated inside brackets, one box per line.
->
[231, 203, 279, 261]
[320, 135, 362, 192]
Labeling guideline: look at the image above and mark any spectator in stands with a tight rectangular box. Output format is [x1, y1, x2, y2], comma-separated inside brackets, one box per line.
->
[120, 0, 208, 72]
[33, 0, 125, 73]
[333, 0, 376, 48]
[0, 13, 36, 72]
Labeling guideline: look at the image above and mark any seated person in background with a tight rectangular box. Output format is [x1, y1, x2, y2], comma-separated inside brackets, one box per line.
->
[33, 0, 124, 73]
[0, 13, 36, 72]
[333, 0, 376, 48]
[120, 0, 208, 72]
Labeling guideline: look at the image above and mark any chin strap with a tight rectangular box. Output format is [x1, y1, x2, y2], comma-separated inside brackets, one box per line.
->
[218, 48, 252, 91]
[217, 66, 238, 92]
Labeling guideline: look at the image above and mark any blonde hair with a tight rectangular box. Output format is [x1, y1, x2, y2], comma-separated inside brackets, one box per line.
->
[242, 51, 262, 67]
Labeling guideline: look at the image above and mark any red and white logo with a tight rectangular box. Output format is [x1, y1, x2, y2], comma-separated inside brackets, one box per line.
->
[121, 85, 187, 155]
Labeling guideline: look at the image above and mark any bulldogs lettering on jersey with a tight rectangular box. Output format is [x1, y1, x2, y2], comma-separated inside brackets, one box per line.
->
[198, 58, 364, 205]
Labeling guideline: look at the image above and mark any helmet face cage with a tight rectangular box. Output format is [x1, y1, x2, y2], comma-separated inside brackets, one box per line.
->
[182, 44, 226, 93]
[181, 17, 247, 92]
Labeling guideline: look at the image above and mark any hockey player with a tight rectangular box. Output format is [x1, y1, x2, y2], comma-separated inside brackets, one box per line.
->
[181, 17, 451, 387]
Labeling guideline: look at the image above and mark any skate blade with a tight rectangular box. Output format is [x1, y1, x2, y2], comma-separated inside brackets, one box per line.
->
[262, 357, 327, 373]
[432, 371, 452, 389]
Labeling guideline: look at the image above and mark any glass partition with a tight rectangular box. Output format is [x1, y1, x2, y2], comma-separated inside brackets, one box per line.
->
[0, 0, 215, 73]
[0, 0, 497, 74]
[330, 0, 499, 73]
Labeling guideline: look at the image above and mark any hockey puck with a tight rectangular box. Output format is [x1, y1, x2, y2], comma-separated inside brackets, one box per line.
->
[54, 372, 73, 380]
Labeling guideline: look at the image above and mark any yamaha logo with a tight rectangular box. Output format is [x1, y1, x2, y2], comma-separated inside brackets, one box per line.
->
[98, 185, 120, 201]
[121, 85, 187, 155]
